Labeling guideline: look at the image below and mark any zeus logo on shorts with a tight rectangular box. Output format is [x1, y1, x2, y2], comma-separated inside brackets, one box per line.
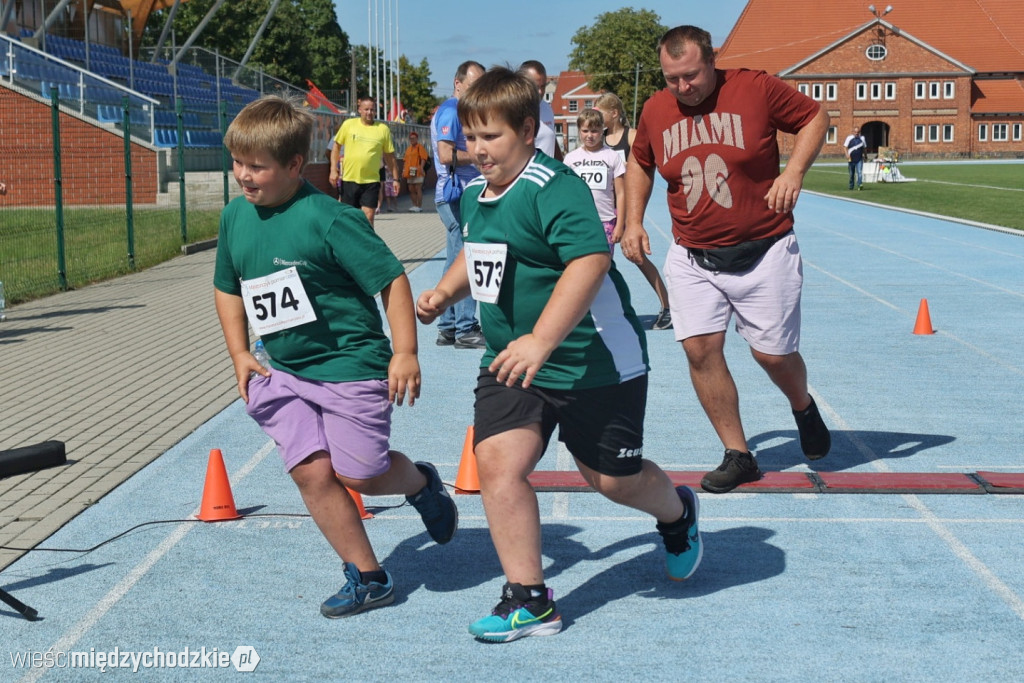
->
[617, 447, 642, 459]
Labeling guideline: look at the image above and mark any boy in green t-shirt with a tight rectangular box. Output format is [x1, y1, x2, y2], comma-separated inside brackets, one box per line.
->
[415, 68, 702, 643]
[214, 96, 457, 619]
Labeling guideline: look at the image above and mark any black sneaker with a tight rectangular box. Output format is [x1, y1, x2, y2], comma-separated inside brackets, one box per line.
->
[700, 449, 763, 494]
[406, 462, 458, 544]
[454, 327, 486, 349]
[436, 328, 456, 346]
[794, 397, 831, 460]
[652, 308, 672, 330]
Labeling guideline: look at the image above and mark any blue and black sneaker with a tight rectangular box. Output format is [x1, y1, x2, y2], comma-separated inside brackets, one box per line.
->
[468, 582, 562, 643]
[320, 562, 394, 618]
[406, 462, 458, 544]
[658, 486, 703, 581]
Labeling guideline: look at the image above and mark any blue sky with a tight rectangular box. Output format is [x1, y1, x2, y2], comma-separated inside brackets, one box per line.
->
[332, 0, 750, 96]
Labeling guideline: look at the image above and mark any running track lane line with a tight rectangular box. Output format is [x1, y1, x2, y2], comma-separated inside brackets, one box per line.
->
[802, 260, 1024, 379]
[17, 440, 278, 683]
[816, 394, 1024, 621]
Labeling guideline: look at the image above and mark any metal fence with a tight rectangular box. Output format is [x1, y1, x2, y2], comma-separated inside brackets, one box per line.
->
[1, 36, 428, 306]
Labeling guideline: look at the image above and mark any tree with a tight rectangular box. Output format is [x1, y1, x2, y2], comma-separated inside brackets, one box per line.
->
[568, 9, 668, 126]
[349, 47, 438, 123]
[398, 56, 438, 124]
[142, 0, 350, 93]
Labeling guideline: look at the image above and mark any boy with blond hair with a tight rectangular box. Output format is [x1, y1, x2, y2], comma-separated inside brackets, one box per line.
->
[215, 95, 457, 619]
[416, 68, 702, 643]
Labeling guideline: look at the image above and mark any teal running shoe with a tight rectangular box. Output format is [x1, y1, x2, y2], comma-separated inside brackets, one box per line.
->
[468, 582, 562, 642]
[320, 562, 394, 618]
[659, 486, 703, 581]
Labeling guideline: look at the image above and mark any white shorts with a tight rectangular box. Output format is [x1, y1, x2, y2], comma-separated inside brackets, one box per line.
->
[663, 232, 803, 355]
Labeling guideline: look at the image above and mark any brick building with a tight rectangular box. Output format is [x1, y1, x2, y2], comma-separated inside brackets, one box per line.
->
[715, 0, 1024, 159]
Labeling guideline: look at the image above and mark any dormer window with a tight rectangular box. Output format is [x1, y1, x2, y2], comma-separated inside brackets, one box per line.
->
[866, 44, 887, 61]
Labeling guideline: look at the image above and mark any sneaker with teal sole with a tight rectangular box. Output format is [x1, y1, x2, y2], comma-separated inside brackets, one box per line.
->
[658, 486, 703, 581]
[320, 562, 395, 618]
[406, 462, 458, 544]
[468, 582, 562, 642]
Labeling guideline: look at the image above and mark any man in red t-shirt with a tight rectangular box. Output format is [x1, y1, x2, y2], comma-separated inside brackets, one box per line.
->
[623, 25, 832, 494]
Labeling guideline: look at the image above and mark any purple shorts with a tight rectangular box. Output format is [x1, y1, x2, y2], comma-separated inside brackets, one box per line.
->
[245, 370, 392, 479]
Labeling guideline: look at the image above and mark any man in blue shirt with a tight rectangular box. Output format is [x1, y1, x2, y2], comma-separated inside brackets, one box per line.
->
[431, 60, 486, 349]
[844, 127, 866, 190]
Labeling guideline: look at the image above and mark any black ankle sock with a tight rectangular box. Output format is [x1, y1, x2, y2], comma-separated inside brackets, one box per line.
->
[656, 506, 689, 534]
[359, 569, 388, 585]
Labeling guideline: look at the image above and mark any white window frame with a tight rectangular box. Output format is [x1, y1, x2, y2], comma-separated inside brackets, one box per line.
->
[568, 100, 578, 113]
[928, 125, 940, 142]
[884, 82, 896, 100]
[866, 44, 887, 61]
[943, 124, 954, 142]
[856, 82, 867, 100]
[1014, 123, 1022, 141]
[929, 81, 941, 99]
[914, 125, 926, 143]
[992, 123, 1009, 141]
[943, 81, 955, 99]
[811, 83, 822, 101]
[798, 83, 808, 96]
[870, 82, 882, 100]
[826, 126, 837, 144]
[826, 83, 837, 101]
[978, 124, 988, 141]
[915, 81, 926, 99]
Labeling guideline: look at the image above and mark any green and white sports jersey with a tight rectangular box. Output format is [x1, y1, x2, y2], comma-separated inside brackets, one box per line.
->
[214, 181, 404, 382]
[461, 152, 649, 390]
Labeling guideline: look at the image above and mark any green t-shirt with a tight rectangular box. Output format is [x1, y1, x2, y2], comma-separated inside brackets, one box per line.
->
[213, 181, 404, 382]
[461, 152, 649, 390]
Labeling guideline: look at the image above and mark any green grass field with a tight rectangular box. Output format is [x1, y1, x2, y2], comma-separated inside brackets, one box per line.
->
[0, 207, 219, 304]
[803, 162, 1024, 231]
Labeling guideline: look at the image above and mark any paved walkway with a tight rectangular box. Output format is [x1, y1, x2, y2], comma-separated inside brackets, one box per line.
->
[0, 201, 446, 571]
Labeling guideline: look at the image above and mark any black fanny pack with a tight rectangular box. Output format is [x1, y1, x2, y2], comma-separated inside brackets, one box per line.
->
[684, 230, 792, 273]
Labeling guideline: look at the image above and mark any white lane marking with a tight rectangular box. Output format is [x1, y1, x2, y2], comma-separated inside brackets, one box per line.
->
[20, 440, 277, 683]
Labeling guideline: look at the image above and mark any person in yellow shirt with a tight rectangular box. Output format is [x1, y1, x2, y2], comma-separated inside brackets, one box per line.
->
[330, 97, 399, 226]
[402, 131, 429, 213]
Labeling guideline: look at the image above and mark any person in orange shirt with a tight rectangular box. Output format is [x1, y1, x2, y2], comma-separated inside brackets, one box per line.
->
[402, 131, 429, 212]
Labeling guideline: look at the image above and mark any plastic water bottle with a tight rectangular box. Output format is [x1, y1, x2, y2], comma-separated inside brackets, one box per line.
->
[251, 339, 271, 376]
[0, 281, 6, 322]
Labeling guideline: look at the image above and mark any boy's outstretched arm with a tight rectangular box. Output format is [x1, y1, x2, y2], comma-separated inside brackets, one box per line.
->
[380, 272, 421, 407]
[490, 251, 610, 388]
[416, 249, 472, 324]
[214, 288, 269, 403]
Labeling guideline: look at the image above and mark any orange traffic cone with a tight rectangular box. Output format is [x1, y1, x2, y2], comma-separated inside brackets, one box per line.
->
[913, 298, 934, 335]
[454, 426, 480, 494]
[198, 449, 241, 522]
[346, 487, 374, 520]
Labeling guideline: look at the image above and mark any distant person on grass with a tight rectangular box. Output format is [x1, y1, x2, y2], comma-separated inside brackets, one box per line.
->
[214, 95, 457, 620]
[416, 67, 702, 644]
[844, 126, 866, 190]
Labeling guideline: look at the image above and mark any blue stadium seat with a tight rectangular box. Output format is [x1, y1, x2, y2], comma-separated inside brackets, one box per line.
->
[153, 128, 179, 148]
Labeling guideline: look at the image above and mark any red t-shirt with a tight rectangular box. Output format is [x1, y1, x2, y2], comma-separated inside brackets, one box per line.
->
[633, 69, 820, 248]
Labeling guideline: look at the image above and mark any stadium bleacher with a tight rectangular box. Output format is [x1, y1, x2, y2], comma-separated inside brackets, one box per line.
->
[4, 32, 262, 149]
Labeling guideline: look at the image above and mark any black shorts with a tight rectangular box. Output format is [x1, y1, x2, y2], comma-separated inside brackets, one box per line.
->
[340, 181, 381, 209]
[473, 369, 647, 477]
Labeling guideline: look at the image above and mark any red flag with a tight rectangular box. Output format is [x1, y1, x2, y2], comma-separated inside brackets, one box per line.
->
[305, 79, 341, 114]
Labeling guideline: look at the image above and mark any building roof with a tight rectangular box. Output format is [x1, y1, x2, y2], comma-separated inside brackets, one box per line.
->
[716, 0, 1024, 75]
[972, 79, 1024, 114]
